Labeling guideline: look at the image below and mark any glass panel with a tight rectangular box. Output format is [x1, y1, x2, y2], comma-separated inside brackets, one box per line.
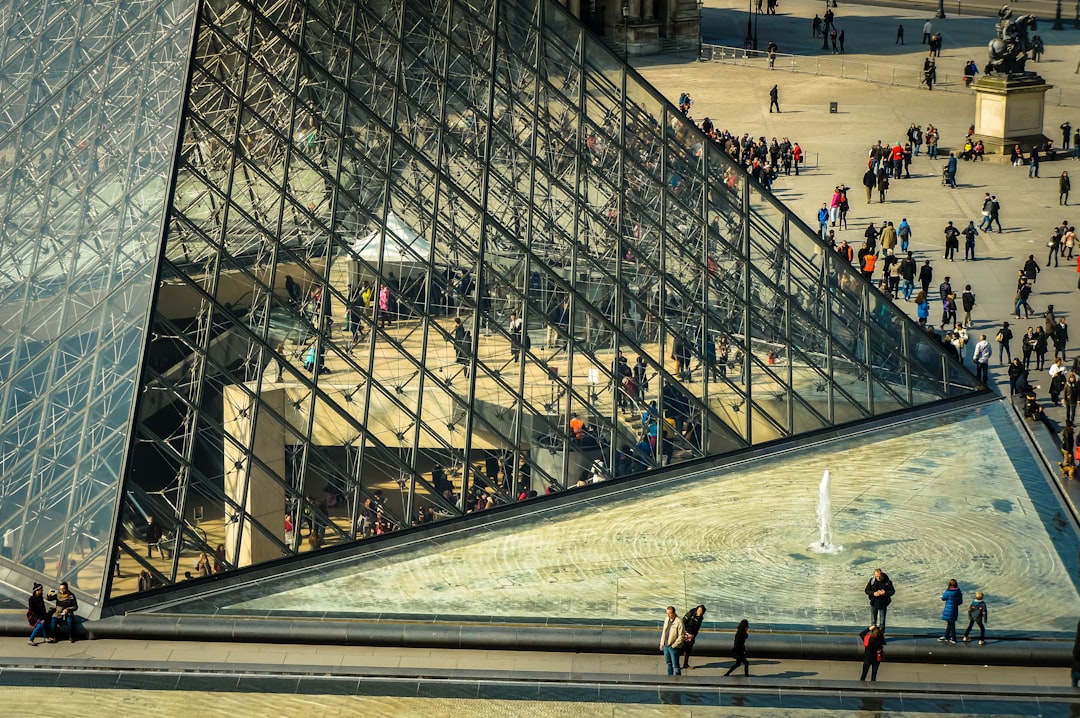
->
[0, 0, 197, 606]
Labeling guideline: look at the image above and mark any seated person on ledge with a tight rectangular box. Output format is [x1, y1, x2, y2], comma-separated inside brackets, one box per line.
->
[1023, 391, 1045, 421]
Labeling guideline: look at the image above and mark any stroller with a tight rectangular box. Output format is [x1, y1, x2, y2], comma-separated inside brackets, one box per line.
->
[941, 164, 952, 187]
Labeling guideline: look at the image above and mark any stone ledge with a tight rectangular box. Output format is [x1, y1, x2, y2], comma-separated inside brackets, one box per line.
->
[0, 613, 1071, 668]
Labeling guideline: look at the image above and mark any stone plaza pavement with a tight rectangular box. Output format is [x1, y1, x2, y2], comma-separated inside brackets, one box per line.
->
[654, 0, 1080, 405]
[5, 2, 1080, 712]
[0, 634, 1076, 715]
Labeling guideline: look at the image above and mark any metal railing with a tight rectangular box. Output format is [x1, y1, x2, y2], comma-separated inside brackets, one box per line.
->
[699, 44, 1080, 108]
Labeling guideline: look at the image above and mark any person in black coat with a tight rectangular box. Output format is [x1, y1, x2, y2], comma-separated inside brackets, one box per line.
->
[918, 260, 933, 296]
[680, 604, 707, 670]
[27, 583, 53, 645]
[1008, 358, 1027, 396]
[864, 568, 895, 638]
[724, 619, 750, 676]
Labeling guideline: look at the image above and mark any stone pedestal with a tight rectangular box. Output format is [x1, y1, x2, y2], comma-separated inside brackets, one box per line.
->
[973, 73, 1053, 155]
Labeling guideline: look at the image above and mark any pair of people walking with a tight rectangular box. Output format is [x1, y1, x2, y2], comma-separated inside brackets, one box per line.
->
[659, 606, 749, 676]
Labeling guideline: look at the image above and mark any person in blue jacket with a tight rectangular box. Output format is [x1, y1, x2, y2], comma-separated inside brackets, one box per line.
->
[938, 578, 964, 643]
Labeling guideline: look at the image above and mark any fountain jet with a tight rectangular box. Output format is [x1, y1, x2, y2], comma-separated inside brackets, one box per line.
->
[810, 469, 843, 554]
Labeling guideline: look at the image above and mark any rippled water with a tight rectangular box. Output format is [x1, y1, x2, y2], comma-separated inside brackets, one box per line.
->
[165, 404, 1080, 634]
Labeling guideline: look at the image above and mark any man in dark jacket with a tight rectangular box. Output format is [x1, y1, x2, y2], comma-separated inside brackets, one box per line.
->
[899, 252, 917, 301]
[1053, 318, 1070, 361]
[863, 222, 879, 252]
[864, 568, 896, 638]
[1023, 254, 1041, 284]
[919, 260, 934, 296]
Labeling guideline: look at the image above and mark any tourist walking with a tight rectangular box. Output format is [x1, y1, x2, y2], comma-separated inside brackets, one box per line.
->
[973, 334, 991, 385]
[919, 260, 933, 296]
[1016, 283, 1034, 319]
[659, 605, 685, 675]
[724, 619, 751, 676]
[1034, 326, 1050, 370]
[997, 321, 1014, 363]
[769, 84, 780, 113]
[1062, 171, 1071, 206]
[900, 252, 916, 300]
[989, 195, 1003, 232]
[938, 578, 964, 644]
[1008, 357, 1027, 396]
[896, 24, 904, 44]
[943, 221, 959, 261]
[978, 193, 994, 231]
[962, 591, 988, 645]
[1054, 317, 1069, 360]
[1029, 145, 1041, 178]
[898, 218, 912, 251]
[859, 625, 885, 681]
[962, 221, 979, 260]
[681, 604, 707, 670]
[961, 285, 976, 326]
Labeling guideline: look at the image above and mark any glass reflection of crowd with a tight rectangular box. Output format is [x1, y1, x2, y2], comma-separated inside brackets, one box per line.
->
[154, 31, 911, 585]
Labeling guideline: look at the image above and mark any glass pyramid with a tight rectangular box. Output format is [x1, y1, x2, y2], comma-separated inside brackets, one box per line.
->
[0, 0, 980, 614]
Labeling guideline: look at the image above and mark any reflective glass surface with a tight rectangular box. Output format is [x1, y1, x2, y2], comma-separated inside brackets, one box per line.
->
[107, 0, 976, 599]
[0, 0, 979, 610]
[0, 0, 198, 605]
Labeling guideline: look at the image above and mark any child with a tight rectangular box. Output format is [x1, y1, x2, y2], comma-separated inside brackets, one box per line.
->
[963, 591, 988, 645]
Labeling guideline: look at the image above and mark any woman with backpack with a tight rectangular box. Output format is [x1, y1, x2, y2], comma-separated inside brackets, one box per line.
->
[859, 625, 885, 681]
[680, 604, 707, 671]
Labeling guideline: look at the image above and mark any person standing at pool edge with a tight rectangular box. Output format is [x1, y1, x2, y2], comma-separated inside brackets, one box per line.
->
[864, 568, 896, 640]
[659, 606, 685, 675]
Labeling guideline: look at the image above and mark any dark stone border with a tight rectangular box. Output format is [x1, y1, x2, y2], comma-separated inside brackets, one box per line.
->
[0, 661, 1078, 709]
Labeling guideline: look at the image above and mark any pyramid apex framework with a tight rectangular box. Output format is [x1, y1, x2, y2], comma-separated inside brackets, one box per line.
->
[0, 0, 979, 615]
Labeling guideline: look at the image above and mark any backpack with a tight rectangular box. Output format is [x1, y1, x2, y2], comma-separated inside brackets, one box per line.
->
[899, 224, 911, 239]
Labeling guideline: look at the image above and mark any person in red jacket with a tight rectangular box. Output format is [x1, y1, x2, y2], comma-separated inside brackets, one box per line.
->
[891, 143, 904, 178]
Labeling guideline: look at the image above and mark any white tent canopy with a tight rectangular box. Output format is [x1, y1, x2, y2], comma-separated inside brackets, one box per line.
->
[351, 212, 432, 266]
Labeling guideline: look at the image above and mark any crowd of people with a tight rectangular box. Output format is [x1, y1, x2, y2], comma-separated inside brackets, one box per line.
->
[681, 95, 807, 193]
